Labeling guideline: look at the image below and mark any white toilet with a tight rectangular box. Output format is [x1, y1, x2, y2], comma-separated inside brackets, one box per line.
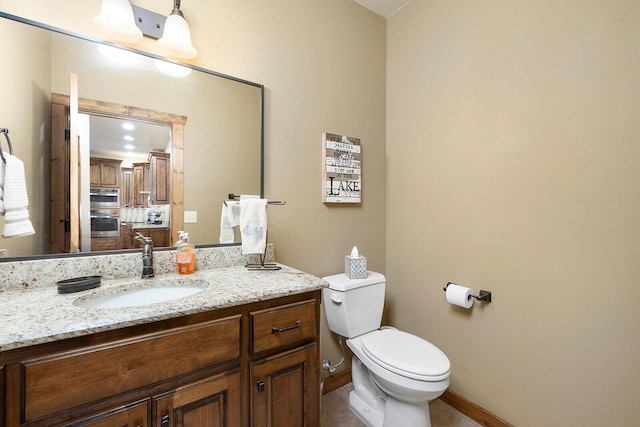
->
[323, 271, 451, 427]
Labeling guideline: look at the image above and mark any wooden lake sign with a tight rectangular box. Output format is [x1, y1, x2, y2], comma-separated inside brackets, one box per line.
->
[322, 132, 362, 203]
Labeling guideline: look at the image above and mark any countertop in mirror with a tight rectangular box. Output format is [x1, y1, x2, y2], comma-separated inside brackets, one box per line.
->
[126, 223, 170, 229]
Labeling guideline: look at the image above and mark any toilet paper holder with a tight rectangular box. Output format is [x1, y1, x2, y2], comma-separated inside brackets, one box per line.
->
[443, 282, 492, 303]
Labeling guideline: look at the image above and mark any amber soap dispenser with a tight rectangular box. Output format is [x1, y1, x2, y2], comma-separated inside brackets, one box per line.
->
[176, 233, 196, 274]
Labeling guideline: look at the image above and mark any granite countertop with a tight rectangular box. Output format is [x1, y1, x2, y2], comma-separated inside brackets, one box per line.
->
[0, 264, 327, 352]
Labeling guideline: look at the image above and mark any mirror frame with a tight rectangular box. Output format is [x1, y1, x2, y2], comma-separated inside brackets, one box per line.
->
[0, 12, 264, 262]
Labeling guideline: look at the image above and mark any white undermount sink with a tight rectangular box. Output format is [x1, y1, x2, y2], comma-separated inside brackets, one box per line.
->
[74, 279, 208, 309]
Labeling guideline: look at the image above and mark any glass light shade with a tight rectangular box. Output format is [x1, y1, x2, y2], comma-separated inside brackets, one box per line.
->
[157, 14, 198, 59]
[93, 0, 143, 43]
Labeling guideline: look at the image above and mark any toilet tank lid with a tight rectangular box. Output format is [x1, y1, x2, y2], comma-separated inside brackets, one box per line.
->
[322, 271, 386, 291]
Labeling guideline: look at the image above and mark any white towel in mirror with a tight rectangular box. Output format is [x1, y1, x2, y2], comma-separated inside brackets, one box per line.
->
[1, 153, 35, 237]
[220, 201, 238, 244]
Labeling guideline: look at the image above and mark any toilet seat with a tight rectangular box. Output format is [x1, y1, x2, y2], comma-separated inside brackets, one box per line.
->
[361, 329, 450, 381]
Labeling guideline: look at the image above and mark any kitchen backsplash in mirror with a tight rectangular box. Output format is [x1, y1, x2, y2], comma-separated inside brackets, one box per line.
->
[0, 12, 263, 260]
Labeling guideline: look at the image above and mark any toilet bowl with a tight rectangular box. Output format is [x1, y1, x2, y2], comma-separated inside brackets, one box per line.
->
[322, 272, 451, 427]
[351, 328, 450, 401]
[347, 329, 450, 426]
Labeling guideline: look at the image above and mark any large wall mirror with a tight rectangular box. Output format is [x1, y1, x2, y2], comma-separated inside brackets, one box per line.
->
[0, 13, 263, 261]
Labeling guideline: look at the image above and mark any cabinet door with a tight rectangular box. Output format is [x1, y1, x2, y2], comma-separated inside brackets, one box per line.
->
[61, 399, 148, 427]
[0, 364, 4, 426]
[148, 228, 170, 248]
[149, 152, 170, 205]
[100, 161, 120, 187]
[251, 344, 319, 427]
[153, 371, 241, 427]
[89, 161, 101, 187]
[133, 228, 169, 248]
[90, 158, 120, 187]
[121, 224, 133, 249]
[133, 163, 149, 207]
[122, 167, 134, 207]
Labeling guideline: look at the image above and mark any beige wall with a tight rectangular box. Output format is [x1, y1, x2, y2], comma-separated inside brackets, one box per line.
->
[387, 0, 640, 425]
[0, 0, 386, 382]
[0, 19, 51, 257]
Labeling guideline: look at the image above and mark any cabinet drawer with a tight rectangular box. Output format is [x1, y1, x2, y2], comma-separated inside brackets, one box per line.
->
[251, 300, 317, 354]
[22, 315, 241, 422]
[61, 399, 149, 427]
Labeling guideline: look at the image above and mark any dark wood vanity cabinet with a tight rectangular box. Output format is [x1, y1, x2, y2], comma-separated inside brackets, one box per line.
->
[0, 291, 321, 427]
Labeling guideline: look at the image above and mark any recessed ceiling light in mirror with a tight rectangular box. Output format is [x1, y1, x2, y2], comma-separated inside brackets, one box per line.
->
[124, 144, 135, 150]
[122, 123, 135, 130]
[123, 135, 134, 141]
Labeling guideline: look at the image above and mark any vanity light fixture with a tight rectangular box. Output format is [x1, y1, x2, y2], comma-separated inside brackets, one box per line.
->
[95, 0, 197, 59]
[157, 0, 198, 59]
[93, 0, 143, 43]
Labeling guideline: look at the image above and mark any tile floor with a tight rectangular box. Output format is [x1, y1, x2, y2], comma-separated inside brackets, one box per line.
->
[321, 383, 481, 427]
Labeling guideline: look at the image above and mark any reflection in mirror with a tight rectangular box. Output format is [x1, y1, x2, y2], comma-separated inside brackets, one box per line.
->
[0, 12, 263, 260]
[87, 116, 171, 253]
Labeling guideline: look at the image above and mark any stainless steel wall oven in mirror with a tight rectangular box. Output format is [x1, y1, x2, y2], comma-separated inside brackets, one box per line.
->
[90, 209, 120, 238]
[89, 188, 120, 209]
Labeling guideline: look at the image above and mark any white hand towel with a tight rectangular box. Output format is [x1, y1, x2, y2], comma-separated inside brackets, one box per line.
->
[226, 200, 241, 227]
[240, 198, 267, 254]
[220, 201, 236, 244]
[2, 153, 35, 237]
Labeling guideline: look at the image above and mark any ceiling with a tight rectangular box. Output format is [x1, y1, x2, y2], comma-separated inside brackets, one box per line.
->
[89, 115, 170, 163]
[353, 0, 412, 18]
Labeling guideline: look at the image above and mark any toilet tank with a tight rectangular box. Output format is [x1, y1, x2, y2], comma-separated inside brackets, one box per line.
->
[322, 271, 386, 338]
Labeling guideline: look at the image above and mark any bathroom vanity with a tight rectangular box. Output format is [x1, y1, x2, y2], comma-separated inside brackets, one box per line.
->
[0, 253, 325, 427]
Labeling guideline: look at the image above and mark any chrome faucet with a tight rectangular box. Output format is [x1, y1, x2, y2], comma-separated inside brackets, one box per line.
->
[136, 233, 154, 278]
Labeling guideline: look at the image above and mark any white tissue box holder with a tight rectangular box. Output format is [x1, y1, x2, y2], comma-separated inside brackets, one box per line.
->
[345, 256, 367, 279]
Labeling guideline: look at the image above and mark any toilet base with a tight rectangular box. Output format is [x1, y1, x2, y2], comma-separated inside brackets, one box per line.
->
[349, 390, 432, 427]
[349, 358, 432, 427]
[349, 389, 384, 427]
[383, 396, 431, 427]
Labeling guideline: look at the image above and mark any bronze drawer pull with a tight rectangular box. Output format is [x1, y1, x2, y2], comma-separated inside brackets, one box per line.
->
[271, 320, 301, 333]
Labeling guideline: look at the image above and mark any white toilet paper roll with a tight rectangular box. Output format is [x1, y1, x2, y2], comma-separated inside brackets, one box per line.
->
[445, 284, 474, 309]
